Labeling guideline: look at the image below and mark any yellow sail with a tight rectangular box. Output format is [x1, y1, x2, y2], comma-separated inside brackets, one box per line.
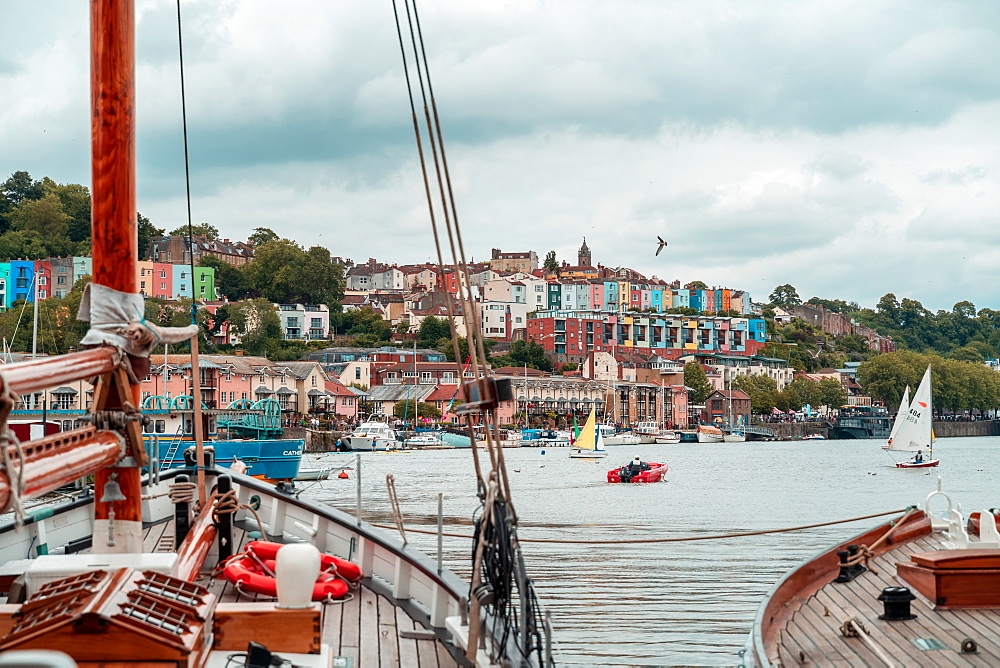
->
[574, 408, 598, 450]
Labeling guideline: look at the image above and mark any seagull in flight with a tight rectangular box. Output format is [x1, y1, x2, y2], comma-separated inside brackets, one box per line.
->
[655, 236, 668, 256]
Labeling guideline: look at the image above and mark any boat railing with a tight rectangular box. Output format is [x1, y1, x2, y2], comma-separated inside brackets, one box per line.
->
[222, 468, 549, 665]
[0, 466, 503, 664]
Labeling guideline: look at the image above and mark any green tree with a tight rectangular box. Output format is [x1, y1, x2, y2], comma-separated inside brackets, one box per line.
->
[505, 339, 552, 371]
[806, 297, 860, 314]
[782, 376, 823, 412]
[686, 280, 708, 289]
[417, 316, 451, 348]
[818, 377, 847, 409]
[243, 239, 344, 304]
[47, 182, 91, 244]
[248, 227, 279, 247]
[856, 351, 928, 407]
[1, 171, 45, 207]
[10, 192, 71, 243]
[769, 284, 801, 308]
[201, 255, 252, 301]
[169, 223, 220, 240]
[543, 251, 559, 275]
[393, 400, 441, 420]
[0, 230, 50, 259]
[683, 361, 713, 404]
[228, 298, 282, 356]
[342, 307, 392, 343]
[138, 212, 164, 259]
[731, 374, 779, 414]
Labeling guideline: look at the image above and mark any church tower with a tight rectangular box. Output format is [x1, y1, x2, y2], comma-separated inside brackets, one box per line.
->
[578, 237, 592, 267]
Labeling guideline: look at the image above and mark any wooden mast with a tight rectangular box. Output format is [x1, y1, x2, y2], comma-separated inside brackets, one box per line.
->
[90, 0, 143, 552]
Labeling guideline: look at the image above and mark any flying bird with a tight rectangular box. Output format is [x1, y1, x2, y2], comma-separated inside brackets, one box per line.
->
[655, 236, 668, 256]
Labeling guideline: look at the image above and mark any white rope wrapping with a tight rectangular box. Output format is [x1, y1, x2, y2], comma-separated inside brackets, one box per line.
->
[0, 428, 27, 527]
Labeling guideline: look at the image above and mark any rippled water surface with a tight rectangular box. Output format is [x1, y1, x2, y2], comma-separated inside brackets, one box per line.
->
[298, 437, 997, 666]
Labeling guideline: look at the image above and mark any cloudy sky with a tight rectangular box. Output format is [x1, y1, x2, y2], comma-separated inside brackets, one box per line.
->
[4, 1, 1000, 312]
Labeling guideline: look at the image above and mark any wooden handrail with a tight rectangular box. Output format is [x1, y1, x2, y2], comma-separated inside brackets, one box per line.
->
[0, 348, 118, 397]
[0, 427, 123, 510]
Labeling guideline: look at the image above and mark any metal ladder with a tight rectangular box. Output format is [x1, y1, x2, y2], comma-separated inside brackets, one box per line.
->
[159, 424, 187, 471]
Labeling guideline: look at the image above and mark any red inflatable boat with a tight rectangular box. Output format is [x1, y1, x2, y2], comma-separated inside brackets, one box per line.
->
[607, 462, 668, 483]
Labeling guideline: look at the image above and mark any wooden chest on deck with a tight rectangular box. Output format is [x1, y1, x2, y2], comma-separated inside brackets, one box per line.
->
[897, 549, 1000, 608]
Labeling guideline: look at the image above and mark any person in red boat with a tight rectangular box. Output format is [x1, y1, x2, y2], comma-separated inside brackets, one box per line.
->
[618, 456, 651, 482]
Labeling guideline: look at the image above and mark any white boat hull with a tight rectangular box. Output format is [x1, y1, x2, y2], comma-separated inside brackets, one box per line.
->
[697, 432, 724, 443]
[723, 433, 746, 442]
[603, 434, 641, 445]
[655, 433, 681, 444]
[570, 449, 608, 458]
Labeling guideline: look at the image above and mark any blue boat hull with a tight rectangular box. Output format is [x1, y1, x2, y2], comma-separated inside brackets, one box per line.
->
[148, 437, 303, 480]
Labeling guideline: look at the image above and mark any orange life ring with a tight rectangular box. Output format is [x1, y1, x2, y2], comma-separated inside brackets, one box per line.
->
[221, 541, 363, 601]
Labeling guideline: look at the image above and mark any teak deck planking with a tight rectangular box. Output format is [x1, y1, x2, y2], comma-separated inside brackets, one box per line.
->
[142, 519, 460, 667]
[774, 533, 1000, 667]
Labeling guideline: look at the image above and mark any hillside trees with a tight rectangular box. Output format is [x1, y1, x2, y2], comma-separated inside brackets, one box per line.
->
[242, 239, 345, 305]
[731, 374, 779, 413]
[169, 223, 219, 240]
[416, 316, 451, 348]
[491, 339, 551, 372]
[769, 284, 801, 308]
[200, 255, 252, 301]
[227, 298, 283, 356]
[857, 351, 1000, 414]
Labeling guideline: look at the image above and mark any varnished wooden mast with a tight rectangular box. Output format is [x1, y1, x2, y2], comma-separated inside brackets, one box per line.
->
[90, 0, 143, 552]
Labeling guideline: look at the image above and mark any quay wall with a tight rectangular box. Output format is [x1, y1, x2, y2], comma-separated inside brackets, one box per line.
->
[762, 420, 1000, 441]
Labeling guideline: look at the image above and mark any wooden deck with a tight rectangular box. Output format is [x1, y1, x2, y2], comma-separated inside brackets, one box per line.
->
[143, 519, 461, 667]
[776, 534, 1000, 667]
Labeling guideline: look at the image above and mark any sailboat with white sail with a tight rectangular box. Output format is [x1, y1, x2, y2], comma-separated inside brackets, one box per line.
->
[882, 384, 910, 450]
[884, 365, 938, 468]
[570, 407, 608, 458]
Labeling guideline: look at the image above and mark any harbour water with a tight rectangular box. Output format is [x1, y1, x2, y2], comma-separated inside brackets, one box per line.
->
[298, 437, 997, 666]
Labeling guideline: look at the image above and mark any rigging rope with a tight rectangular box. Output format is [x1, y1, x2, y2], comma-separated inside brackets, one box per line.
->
[369, 508, 909, 545]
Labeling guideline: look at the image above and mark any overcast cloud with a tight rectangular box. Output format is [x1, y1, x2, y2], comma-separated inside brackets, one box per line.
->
[3, 0, 1000, 312]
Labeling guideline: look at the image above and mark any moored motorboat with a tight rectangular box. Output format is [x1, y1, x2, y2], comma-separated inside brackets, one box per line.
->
[294, 467, 333, 481]
[746, 480, 1000, 666]
[342, 420, 401, 451]
[655, 431, 682, 444]
[633, 421, 663, 444]
[696, 424, 724, 443]
[599, 424, 641, 445]
[804, 433, 825, 440]
[519, 428, 571, 447]
[403, 432, 446, 448]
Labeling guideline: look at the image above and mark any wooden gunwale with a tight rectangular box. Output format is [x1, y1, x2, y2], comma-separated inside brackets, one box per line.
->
[751, 510, 928, 666]
[763, 530, 1000, 667]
